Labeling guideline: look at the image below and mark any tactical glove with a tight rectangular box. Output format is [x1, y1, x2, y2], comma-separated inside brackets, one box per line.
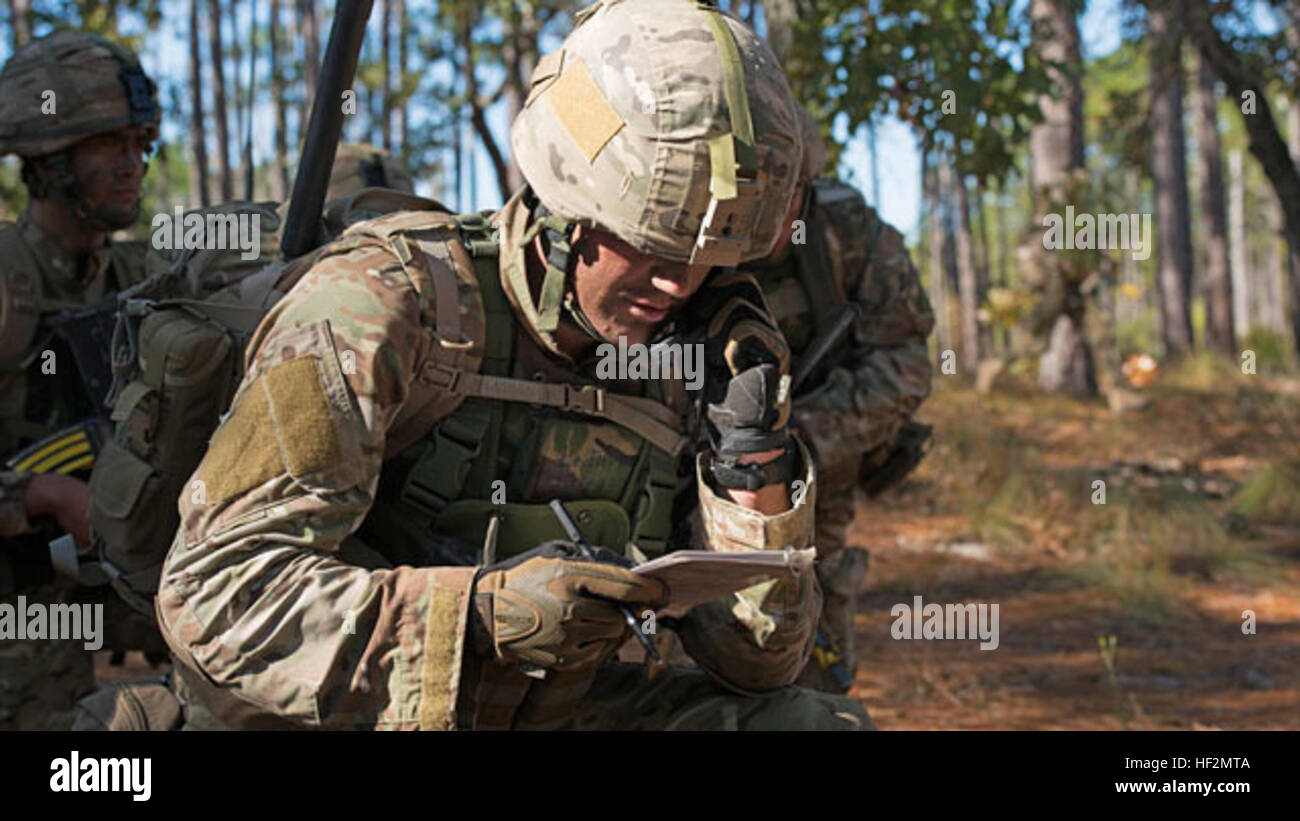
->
[471, 541, 666, 671]
[706, 363, 798, 490]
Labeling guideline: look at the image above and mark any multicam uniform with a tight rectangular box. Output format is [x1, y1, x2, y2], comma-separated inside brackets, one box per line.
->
[156, 0, 868, 730]
[0, 32, 163, 729]
[745, 178, 935, 692]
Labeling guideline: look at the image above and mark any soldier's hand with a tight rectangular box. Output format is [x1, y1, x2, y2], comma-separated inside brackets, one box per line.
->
[707, 362, 791, 458]
[472, 544, 666, 671]
[24, 473, 91, 547]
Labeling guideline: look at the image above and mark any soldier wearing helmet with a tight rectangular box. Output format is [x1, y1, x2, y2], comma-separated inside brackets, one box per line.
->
[0, 31, 161, 729]
[157, 0, 869, 730]
[744, 108, 935, 693]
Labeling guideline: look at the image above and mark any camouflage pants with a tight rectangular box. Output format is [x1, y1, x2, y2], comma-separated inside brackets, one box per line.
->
[0, 583, 168, 730]
[0, 587, 97, 730]
[796, 457, 868, 694]
[563, 663, 871, 730]
[174, 660, 871, 731]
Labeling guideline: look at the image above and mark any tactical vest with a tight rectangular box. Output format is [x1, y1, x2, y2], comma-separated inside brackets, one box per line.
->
[88, 202, 688, 614]
[354, 212, 686, 567]
[0, 221, 144, 454]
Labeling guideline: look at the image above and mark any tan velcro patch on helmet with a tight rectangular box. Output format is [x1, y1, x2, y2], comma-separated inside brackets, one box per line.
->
[545, 56, 625, 163]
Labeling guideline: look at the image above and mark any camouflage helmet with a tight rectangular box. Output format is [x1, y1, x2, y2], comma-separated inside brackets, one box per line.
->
[510, 0, 802, 268]
[325, 143, 415, 201]
[796, 106, 827, 183]
[0, 31, 160, 159]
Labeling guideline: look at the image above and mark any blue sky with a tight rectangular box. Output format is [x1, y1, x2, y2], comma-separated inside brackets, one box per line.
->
[835, 0, 1127, 242]
[7, 0, 1270, 240]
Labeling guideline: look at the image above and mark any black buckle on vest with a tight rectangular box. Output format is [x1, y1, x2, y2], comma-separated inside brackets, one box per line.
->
[562, 384, 604, 414]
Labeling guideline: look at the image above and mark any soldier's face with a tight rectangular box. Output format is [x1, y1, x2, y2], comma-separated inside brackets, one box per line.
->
[570, 226, 711, 346]
[67, 125, 152, 230]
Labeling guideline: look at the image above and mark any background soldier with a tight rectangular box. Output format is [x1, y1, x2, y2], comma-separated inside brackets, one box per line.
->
[157, 0, 867, 730]
[0, 31, 162, 729]
[744, 110, 936, 693]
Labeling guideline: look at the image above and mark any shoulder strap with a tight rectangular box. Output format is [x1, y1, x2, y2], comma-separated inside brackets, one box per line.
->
[378, 212, 491, 457]
[423, 365, 686, 456]
[793, 183, 847, 337]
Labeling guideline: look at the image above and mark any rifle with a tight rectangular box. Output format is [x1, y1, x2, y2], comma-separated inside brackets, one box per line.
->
[281, 0, 375, 258]
[790, 300, 860, 392]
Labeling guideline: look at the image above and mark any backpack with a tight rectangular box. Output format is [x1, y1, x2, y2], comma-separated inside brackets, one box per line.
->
[86, 191, 451, 613]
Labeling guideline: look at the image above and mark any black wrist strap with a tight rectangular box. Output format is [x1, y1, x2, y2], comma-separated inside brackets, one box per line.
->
[710, 440, 798, 491]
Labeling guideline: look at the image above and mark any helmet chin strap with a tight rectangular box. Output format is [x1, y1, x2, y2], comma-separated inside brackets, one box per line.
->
[531, 204, 609, 344]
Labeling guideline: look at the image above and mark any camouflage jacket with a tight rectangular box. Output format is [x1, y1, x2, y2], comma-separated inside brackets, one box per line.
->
[157, 192, 820, 730]
[744, 179, 934, 482]
[0, 210, 146, 542]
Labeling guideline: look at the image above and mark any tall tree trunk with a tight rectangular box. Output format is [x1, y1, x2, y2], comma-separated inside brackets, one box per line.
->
[1288, 4, 1300, 353]
[188, 0, 211, 207]
[299, 0, 320, 137]
[1117, 169, 1142, 331]
[1265, 192, 1290, 336]
[973, 177, 994, 351]
[397, 0, 408, 162]
[1184, 0, 1300, 265]
[1228, 149, 1252, 340]
[760, 0, 796, 65]
[993, 181, 1010, 352]
[954, 171, 982, 373]
[270, 0, 289, 201]
[8, 0, 31, 50]
[1029, 0, 1092, 394]
[207, 0, 233, 201]
[381, 0, 392, 151]
[927, 158, 953, 363]
[1194, 53, 1235, 354]
[227, 0, 246, 197]
[500, 3, 534, 193]
[368, 36, 381, 145]
[459, 10, 512, 203]
[1149, 6, 1194, 355]
[930, 160, 961, 366]
[1290, 96, 1300, 351]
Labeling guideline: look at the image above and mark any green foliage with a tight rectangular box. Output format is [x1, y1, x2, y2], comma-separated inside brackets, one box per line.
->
[1231, 461, 1300, 524]
[1241, 328, 1296, 373]
[782, 0, 1053, 182]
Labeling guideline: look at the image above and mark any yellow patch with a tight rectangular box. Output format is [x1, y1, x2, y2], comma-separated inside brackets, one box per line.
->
[419, 586, 463, 731]
[200, 382, 285, 503]
[262, 356, 343, 477]
[200, 355, 344, 502]
[546, 56, 625, 163]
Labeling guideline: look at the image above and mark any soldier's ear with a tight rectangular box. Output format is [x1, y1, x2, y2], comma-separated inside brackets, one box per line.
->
[20, 157, 52, 198]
